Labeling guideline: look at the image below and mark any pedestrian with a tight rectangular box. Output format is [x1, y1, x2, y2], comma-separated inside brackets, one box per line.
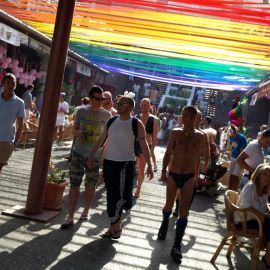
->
[0, 73, 25, 174]
[257, 124, 269, 156]
[157, 105, 209, 264]
[228, 125, 247, 190]
[132, 83, 140, 101]
[237, 129, 270, 190]
[149, 86, 159, 105]
[65, 97, 90, 163]
[143, 81, 151, 97]
[195, 88, 205, 103]
[135, 98, 159, 198]
[22, 84, 34, 121]
[61, 85, 111, 229]
[73, 96, 90, 117]
[87, 94, 153, 239]
[55, 92, 69, 145]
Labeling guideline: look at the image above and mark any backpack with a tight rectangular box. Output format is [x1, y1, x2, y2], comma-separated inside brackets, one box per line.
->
[106, 115, 140, 156]
[136, 114, 155, 135]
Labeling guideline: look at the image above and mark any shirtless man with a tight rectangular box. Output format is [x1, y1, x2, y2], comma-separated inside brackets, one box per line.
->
[172, 110, 209, 215]
[158, 105, 209, 264]
[135, 98, 158, 198]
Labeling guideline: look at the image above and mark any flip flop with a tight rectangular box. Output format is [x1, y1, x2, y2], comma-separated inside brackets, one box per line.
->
[79, 214, 88, 221]
[100, 229, 122, 239]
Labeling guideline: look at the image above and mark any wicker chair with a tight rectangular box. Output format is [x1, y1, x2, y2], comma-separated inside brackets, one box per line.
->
[211, 190, 265, 270]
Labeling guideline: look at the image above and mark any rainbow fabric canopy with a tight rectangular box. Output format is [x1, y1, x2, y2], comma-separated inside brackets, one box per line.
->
[1, 0, 270, 91]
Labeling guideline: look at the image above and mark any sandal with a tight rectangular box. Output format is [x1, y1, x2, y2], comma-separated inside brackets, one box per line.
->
[60, 217, 74, 230]
[111, 229, 122, 239]
[100, 230, 114, 238]
[79, 214, 88, 221]
[100, 229, 122, 239]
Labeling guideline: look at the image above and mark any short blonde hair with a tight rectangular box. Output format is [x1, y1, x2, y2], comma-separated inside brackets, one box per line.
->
[204, 128, 217, 142]
[251, 163, 270, 195]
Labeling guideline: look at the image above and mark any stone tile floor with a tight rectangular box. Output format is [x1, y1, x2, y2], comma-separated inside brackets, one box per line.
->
[0, 142, 266, 269]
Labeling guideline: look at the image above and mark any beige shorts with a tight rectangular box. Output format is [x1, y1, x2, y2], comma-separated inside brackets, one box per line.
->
[0, 142, 14, 165]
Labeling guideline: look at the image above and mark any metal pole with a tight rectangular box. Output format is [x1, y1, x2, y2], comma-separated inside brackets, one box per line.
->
[25, 0, 76, 214]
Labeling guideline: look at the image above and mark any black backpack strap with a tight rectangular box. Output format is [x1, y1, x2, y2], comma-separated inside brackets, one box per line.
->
[102, 115, 118, 147]
[145, 115, 154, 134]
[132, 117, 141, 156]
[106, 115, 118, 129]
[132, 117, 139, 139]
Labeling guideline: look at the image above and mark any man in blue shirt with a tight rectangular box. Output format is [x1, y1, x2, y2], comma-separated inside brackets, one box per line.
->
[228, 125, 247, 190]
[0, 73, 25, 173]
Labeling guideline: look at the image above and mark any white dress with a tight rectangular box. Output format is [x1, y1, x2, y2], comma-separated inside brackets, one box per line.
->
[56, 101, 69, 126]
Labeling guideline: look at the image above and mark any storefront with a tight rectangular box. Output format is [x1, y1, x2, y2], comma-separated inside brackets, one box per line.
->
[245, 79, 270, 136]
[0, 11, 108, 110]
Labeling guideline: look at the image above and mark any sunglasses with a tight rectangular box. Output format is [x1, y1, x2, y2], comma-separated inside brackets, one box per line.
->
[91, 96, 105, 102]
[117, 102, 129, 106]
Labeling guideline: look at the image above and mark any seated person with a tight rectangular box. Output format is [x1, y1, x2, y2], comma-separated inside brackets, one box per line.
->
[234, 163, 270, 268]
[202, 128, 219, 180]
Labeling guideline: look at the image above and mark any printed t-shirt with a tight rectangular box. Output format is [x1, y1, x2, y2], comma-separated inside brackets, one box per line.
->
[73, 107, 111, 157]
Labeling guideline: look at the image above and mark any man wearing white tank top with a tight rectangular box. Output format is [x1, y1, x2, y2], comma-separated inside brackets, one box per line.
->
[88, 95, 154, 239]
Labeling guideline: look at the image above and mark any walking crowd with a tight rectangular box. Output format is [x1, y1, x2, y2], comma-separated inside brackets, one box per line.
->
[0, 72, 270, 267]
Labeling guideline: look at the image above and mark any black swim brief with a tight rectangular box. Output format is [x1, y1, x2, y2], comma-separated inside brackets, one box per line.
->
[168, 172, 195, 188]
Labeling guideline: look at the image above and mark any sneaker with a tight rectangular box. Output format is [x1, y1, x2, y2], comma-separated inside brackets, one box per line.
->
[154, 165, 158, 172]
[170, 245, 182, 264]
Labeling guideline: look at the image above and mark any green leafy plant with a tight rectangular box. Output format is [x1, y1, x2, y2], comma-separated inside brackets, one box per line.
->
[47, 162, 66, 184]
[68, 105, 75, 115]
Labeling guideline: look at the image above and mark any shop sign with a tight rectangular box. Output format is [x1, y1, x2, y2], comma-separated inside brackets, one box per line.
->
[0, 23, 20, 46]
[76, 62, 91, 77]
[29, 38, 39, 49]
[29, 38, 50, 54]
[20, 32, 28, 45]
[37, 43, 50, 54]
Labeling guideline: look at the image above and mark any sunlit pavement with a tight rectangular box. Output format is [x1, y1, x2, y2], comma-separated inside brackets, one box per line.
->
[0, 143, 265, 270]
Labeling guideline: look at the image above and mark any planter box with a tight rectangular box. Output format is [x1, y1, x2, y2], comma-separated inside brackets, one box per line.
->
[43, 181, 69, 210]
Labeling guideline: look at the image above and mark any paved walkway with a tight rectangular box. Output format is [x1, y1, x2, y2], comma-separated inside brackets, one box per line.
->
[0, 142, 265, 270]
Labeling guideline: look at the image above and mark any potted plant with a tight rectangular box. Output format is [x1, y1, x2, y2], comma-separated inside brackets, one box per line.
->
[43, 162, 69, 210]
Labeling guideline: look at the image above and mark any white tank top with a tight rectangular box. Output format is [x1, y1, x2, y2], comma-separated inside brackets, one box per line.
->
[103, 117, 136, 161]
